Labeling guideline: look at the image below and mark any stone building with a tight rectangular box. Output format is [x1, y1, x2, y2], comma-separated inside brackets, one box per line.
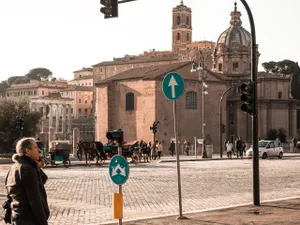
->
[94, 1, 299, 153]
[68, 67, 94, 86]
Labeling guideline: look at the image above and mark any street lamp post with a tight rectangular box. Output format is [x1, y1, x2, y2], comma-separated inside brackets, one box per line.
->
[219, 86, 238, 158]
[191, 59, 208, 158]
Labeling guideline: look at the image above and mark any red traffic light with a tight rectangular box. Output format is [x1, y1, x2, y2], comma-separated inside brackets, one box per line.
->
[240, 83, 254, 94]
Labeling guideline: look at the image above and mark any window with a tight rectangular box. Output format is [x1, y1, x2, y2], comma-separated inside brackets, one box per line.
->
[187, 16, 189, 25]
[186, 91, 197, 109]
[233, 62, 239, 72]
[84, 109, 88, 114]
[71, 108, 73, 114]
[34, 90, 36, 95]
[78, 108, 82, 114]
[79, 99, 82, 103]
[79, 75, 82, 78]
[218, 63, 222, 72]
[100, 68, 103, 72]
[177, 33, 180, 41]
[278, 91, 283, 99]
[177, 16, 180, 24]
[42, 90, 44, 95]
[186, 33, 189, 42]
[85, 100, 87, 104]
[126, 92, 134, 111]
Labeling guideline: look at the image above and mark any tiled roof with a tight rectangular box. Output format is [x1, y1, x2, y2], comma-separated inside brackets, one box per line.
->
[258, 71, 291, 80]
[69, 75, 94, 82]
[73, 67, 93, 73]
[60, 85, 93, 92]
[92, 54, 179, 67]
[95, 62, 228, 85]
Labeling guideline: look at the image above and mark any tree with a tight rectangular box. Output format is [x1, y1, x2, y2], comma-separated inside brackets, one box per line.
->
[0, 99, 42, 153]
[25, 68, 53, 81]
[262, 60, 300, 100]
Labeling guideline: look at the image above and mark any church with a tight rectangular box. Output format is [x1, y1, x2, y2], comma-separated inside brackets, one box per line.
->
[95, 1, 299, 153]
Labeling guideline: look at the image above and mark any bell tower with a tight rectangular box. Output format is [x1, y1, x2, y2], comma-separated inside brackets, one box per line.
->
[172, 0, 192, 54]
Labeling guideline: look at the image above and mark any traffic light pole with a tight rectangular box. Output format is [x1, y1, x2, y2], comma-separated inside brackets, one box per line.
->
[219, 86, 238, 158]
[240, 0, 259, 206]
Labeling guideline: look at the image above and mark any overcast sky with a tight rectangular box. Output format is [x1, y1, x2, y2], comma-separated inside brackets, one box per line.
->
[0, 0, 298, 81]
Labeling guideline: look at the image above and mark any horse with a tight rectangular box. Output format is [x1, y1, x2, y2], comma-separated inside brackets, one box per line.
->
[78, 141, 104, 166]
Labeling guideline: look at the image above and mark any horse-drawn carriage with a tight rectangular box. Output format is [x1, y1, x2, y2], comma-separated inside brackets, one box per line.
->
[49, 141, 71, 168]
[103, 140, 139, 158]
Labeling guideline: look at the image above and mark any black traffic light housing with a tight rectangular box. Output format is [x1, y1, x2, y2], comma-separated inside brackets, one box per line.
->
[15, 117, 25, 131]
[100, 0, 118, 19]
[240, 82, 254, 115]
[150, 121, 159, 134]
[106, 129, 123, 144]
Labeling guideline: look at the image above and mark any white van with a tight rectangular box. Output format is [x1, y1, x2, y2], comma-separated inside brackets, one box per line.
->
[246, 140, 283, 159]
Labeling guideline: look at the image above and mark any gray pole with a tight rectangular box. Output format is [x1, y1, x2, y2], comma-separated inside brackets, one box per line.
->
[173, 101, 186, 219]
[240, 0, 259, 206]
[201, 71, 207, 158]
[219, 86, 239, 158]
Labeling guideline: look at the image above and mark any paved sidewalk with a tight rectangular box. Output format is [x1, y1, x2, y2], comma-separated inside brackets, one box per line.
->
[110, 197, 300, 225]
[158, 152, 300, 163]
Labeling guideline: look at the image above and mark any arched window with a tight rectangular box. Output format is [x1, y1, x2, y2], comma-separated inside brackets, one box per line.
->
[177, 16, 180, 24]
[186, 33, 189, 42]
[186, 91, 197, 109]
[187, 16, 189, 25]
[126, 92, 134, 111]
[177, 33, 180, 41]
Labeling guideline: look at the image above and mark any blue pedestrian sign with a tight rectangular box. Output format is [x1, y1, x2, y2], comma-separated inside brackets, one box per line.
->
[162, 72, 185, 100]
[109, 155, 129, 185]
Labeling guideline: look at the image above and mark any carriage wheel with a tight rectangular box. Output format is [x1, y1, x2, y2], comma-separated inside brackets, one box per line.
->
[64, 160, 71, 168]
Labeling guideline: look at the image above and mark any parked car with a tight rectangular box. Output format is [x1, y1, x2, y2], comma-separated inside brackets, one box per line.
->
[246, 140, 283, 159]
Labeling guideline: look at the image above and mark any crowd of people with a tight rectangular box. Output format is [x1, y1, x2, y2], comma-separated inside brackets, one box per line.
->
[224, 136, 246, 159]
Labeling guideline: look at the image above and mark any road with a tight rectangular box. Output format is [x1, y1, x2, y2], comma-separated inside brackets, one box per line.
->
[0, 157, 300, 225]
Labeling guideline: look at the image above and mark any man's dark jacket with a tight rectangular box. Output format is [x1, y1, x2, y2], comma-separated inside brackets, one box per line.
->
[5, 154, 49, 225]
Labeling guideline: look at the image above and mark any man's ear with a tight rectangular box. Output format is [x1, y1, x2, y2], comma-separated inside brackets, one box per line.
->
[25, 148, 31, 156]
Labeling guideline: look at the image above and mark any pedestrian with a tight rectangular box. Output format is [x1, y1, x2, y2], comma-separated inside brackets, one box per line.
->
[226, 141, 233, 159]
[290, 137, 295, 153]
[236, 136, 245, 159]
[169, 140, 175, 156]
[157, 141, 163, 159]
[152, 140, 158, 160]
[4, 137, 50, 225]
[183, 139, 190, 156]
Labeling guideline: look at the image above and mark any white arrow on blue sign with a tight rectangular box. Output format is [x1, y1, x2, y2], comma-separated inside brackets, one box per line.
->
[162, 72, 185, 100]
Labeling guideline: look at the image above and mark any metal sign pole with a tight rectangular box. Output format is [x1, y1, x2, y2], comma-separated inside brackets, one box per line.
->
[173, 101, 186, 219]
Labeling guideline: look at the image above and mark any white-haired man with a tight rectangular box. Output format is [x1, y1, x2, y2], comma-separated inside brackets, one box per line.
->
[4, 137, 49, 225]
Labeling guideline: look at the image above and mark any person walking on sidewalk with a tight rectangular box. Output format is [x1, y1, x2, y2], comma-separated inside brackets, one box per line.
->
[4, 137, 50, 225]
[184, 139, 190, 156]
[169, 141, 175, 156]
[157, 141, 163, 159]
[226, 141, 233, 159]
[236, 136, 245, 159]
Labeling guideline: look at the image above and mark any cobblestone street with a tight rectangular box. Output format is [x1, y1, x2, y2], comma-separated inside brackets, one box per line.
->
[0, 158, 300, 225]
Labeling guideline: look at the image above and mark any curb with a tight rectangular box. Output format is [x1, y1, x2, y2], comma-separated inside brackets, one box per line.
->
[100, 196, 300, 225]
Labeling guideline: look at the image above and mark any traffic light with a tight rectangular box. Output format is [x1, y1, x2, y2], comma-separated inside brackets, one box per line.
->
[106, 129, 123, 144]
[20, 118, 25, 131]
[150, 121, 159, 134]
[240, 82, 254, 115]
[15, 117, 24, 131]
[100, 0, 118, 19]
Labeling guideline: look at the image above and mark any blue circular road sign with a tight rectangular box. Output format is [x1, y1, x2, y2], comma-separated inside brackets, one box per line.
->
[109, 155, 130, 185]
[162, 72, 185, 100]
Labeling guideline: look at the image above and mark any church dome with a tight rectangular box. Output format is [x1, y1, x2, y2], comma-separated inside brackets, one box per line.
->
[216, 2, 250, 48]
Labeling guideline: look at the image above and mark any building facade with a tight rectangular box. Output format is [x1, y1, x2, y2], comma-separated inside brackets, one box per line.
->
[94, 1, 299, 153]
